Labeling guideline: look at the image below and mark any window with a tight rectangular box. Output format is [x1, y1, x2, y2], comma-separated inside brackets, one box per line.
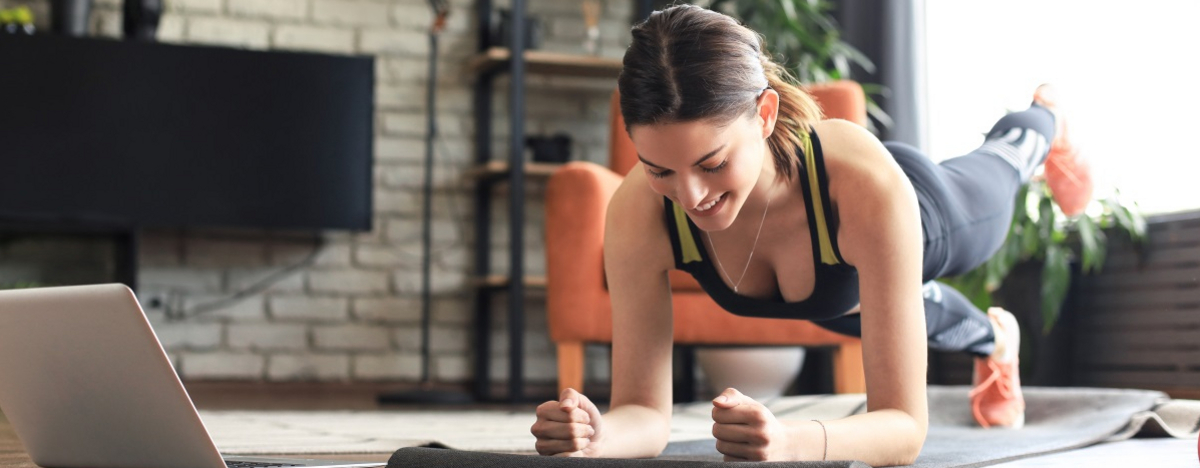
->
[924, 0, 1200, 215]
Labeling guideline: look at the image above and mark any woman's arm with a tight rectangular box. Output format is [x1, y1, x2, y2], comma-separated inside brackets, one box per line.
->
[530, 166, 678, 458]
[823, 119, 929, 466]
[595, 165, 679, 458]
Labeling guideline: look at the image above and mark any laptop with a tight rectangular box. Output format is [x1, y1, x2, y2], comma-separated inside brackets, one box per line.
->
[0, 283, 385, 468]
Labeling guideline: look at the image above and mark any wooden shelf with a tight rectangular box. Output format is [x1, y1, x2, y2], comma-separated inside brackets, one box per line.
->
[475, 275, 548, 290]
[467, 47, 623, 79]
[466, 161, 563, 180]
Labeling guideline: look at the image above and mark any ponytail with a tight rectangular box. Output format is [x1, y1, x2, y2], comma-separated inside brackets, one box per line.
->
[760, 55, 824, 180]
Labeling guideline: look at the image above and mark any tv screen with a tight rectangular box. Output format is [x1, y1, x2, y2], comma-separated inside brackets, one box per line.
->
[0, 35, 373, 231]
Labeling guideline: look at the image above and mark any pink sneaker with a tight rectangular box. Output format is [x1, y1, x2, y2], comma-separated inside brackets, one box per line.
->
[1033, 84, 1093, 217]
[969, 308, 1025, 429]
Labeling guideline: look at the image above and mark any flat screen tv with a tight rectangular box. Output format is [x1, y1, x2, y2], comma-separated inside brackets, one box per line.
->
[0, 34, 374, 231]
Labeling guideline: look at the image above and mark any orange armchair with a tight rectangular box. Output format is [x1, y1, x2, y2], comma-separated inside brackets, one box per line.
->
[545, 80, 869, 396]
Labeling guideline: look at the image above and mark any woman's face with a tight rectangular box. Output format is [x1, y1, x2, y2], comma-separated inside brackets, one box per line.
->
[630, 91, 778, 232]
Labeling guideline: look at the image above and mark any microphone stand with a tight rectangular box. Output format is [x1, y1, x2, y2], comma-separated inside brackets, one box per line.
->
[378, 0, 472, 405]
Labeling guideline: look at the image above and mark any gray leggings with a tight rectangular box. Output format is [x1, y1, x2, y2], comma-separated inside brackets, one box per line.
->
[816, 105, 1057, 357]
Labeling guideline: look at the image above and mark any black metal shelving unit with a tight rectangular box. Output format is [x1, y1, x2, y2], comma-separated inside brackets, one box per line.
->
[469, 0, 653, 403]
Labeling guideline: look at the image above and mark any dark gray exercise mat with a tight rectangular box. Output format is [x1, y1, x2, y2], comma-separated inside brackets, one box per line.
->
[386, 386, 1193, 468]
[386, 447, 870, 468]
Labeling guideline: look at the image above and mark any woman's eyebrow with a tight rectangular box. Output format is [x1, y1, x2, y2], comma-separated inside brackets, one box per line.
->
[637, 144, 726, 169]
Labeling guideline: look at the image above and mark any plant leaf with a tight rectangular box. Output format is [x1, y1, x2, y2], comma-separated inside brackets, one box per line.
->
[1075, 214, 1106, 274]
[1041, 245, 1071, 335]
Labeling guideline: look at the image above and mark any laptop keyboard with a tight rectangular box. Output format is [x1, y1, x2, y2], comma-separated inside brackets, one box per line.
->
[226, 462, 305, 467]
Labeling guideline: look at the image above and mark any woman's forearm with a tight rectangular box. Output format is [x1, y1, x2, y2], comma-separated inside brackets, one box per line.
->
[595, 404, 673, 458]
[789, 409, 926, 466]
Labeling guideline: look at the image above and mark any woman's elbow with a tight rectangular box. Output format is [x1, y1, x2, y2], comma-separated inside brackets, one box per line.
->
[897, 420, 928, 465]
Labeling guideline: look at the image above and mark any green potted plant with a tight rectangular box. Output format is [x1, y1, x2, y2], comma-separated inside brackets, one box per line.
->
[706, 0, 891, 130]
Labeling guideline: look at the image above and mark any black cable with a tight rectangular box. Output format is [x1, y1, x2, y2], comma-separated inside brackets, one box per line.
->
[167, 235, 324, 320]
[418, 0, 452, 385]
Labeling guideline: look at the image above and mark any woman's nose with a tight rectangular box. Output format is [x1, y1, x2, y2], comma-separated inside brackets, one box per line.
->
[675, 175, 707, 209]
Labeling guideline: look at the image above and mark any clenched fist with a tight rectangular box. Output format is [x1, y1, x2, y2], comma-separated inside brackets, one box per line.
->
[531, 388, 605, 457]
[711, 388, 798, 461]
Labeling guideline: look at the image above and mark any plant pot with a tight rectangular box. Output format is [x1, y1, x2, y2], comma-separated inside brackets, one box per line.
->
[695, 346, 805, 400]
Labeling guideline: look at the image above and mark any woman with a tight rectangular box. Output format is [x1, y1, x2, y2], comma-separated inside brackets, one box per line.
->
[530, 5, 1088, 465]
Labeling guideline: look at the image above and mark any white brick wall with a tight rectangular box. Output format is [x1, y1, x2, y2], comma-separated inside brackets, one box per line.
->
[308, 269, 391, 295]
[226, 268, 306, 294]
[313, 324, 391, 351]
[271, 296, 350, 322]
[274, 25, 355, 53]
[313, 0, 390, 27]
[268, 354, 351, 381]
[4, 0, 632, 390]
[354, 243, 408, 268]
[184, 294, 269, 321]
[151, 322, 223, 349]
[228, 322, 308, 350]
[391, 327, 422, 351]
[182, 352, 265, 379]
[433, 355, 470, 382]
[166, 0, 223, 14]
[358, 28, 428, 56]
[354, 297, 423, 323]
[187, 17, 271, 49]
[157, 14, 188, 42]
[354, 354, 422, 380]
[228, 0, 309, 21]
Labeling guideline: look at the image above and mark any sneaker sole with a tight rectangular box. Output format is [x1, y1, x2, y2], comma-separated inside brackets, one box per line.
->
[991, 413, 1025, 429]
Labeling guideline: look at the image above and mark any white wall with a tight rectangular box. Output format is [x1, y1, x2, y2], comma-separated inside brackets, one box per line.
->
[925, 0, 1200, 215]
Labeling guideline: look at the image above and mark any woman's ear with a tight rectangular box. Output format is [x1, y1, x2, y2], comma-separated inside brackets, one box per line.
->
[757, 89, 780, 139]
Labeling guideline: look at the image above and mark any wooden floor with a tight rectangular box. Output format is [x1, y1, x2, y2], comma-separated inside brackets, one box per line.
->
[1, 382, 1196, 468]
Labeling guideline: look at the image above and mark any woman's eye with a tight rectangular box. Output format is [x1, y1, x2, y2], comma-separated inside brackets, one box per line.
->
[701, 159, 728, 174]
[647, 168, 672, 179]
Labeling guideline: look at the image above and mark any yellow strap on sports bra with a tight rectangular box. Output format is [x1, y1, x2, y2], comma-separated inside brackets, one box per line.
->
[672, 202, 703, 264]
[801, 131, 840, 265]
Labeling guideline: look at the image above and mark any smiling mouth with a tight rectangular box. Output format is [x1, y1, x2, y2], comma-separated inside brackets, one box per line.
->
[694, 193, 726, 212]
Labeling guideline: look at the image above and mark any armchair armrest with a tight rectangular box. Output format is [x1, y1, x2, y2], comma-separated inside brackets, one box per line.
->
[545, 161, 624, 342]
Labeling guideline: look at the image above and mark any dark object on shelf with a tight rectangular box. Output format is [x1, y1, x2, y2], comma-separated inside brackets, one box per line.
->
[0, 34, 374, 232]
[123, 0, 162, 41]
[526, 133, 572, 163]
[492, 8, 541, 50]
[50, 0, 91, 36]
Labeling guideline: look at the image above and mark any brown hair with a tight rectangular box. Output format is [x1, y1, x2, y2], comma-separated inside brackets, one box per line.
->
[618, 4, 823, 180]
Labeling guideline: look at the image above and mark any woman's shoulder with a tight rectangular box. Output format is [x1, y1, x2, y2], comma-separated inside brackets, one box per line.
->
[609, 163, 666, 220]
[811, 119, 887, 163]
[606, 164, 675, 269]
[810, 118, 901, 186]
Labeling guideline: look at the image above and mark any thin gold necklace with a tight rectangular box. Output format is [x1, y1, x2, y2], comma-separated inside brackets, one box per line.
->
[706, 189, 774, 294]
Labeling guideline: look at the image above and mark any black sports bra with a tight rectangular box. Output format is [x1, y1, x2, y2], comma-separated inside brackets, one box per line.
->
[663, 129, 860, 321]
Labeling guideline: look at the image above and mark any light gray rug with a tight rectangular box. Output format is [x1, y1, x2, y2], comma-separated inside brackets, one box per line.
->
[199, 386, 1200, 468]
[199, 393, 870, 455]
